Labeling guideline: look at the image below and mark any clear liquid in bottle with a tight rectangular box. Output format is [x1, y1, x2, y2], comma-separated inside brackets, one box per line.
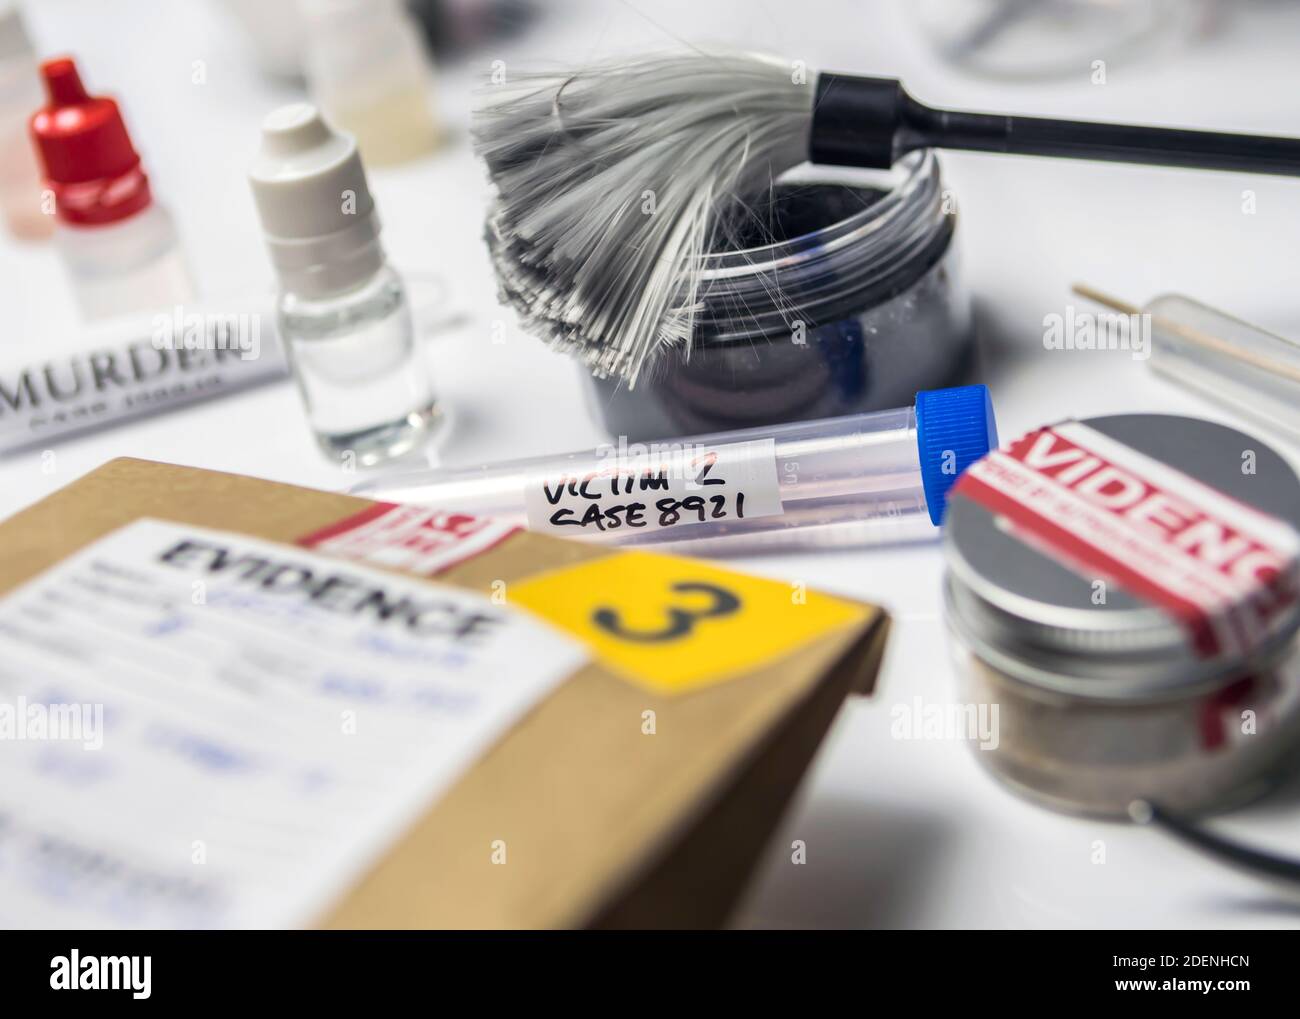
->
[280, 263, 438, 466]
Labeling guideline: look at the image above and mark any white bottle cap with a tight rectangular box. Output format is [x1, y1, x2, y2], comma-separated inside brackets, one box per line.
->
[248, 102, 383, 298]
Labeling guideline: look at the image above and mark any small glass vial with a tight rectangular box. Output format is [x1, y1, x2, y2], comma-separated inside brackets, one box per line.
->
[249, 103, 438, 467]
[29, 57, 193, 319]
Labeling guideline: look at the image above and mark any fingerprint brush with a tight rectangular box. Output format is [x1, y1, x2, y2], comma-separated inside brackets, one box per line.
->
[474, 52, 1300, 388]
[811, 74, 1300, 176]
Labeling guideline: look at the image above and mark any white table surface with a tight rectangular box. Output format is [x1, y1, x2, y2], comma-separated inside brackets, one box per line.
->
[5, 0, 1299, 929]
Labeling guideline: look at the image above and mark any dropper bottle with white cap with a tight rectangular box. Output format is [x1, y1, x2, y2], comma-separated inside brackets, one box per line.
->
[248, 103, 438, 466]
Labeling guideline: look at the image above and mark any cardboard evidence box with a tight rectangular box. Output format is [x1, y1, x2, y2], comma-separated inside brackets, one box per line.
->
[0, 458, 890, 928]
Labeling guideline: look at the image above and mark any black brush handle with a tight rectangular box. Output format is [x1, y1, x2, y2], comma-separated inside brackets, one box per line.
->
[811, 73, 1300, 177]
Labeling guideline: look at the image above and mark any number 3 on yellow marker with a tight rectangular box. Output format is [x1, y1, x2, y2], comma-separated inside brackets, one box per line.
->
[507, 552, 869, 695]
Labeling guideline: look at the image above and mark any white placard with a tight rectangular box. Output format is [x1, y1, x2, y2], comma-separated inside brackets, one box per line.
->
[0, 519, 586, 929]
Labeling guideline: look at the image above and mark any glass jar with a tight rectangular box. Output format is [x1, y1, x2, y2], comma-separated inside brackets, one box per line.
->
[942, 413, 1300, 818]
[583, 151, 972, 440]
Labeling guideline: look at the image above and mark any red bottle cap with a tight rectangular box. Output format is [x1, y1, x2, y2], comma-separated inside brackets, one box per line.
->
[29, 57, 152, 226]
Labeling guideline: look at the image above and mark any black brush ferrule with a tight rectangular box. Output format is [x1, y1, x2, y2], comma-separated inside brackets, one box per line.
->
[809, 73, 903, 169]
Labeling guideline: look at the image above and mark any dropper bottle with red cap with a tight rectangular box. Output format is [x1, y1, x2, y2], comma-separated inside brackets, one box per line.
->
[29, 56, 193, 320]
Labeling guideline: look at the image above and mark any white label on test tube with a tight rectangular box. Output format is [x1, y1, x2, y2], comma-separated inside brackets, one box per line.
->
[524, 437, 784, 537]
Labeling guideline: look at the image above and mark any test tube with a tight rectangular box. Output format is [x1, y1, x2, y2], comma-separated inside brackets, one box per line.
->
[1075, 285, 1300, 446]
[352, 385, 997, 554]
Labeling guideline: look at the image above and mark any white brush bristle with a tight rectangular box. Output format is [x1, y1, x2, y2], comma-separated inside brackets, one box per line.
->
[473, 51, 813, 387]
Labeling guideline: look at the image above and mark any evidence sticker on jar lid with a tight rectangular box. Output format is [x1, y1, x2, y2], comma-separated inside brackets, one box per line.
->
[951, 418, 1300, 659]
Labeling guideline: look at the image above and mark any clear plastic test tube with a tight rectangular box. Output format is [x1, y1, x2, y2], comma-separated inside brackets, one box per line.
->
[1076, 285, 1300, 446]
[1146, 294, 1300, 445]
[353, 385, 997, 554]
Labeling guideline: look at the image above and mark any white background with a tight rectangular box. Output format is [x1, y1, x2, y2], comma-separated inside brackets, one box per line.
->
[3, 0, 1299, 928]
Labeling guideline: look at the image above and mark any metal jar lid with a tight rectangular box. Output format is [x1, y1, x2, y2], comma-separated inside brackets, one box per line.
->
[942, 414, 1300, 700]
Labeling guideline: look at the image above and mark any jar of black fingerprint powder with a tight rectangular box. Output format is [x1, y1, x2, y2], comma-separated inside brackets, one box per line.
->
[582, 151, 972, 439]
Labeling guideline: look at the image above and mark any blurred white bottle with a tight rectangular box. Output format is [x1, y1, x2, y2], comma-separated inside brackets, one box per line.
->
[29, 56, 194, 320]
[248, 103, 439, 466]
[298, 0, 441, 167]
[215, 0, 308, 80]
[0, 3, 50, 239]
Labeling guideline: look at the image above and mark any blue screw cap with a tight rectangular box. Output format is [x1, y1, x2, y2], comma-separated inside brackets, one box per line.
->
[914, 385, 998, 526]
